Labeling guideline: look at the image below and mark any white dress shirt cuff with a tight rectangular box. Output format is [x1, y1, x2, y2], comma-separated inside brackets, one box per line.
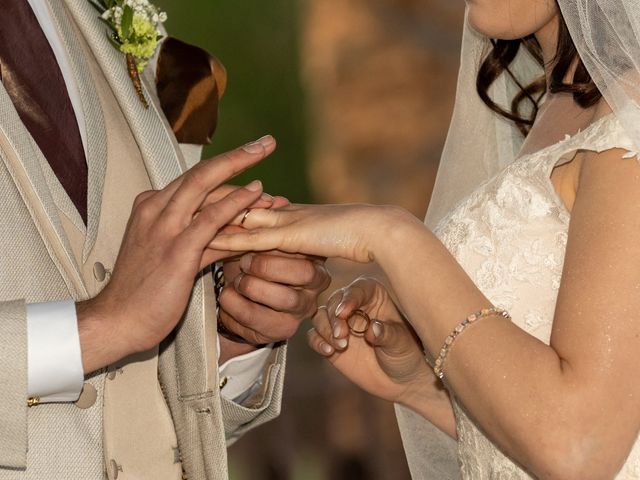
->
[27, 300, 84, 403]
[219, 345, 274, 402]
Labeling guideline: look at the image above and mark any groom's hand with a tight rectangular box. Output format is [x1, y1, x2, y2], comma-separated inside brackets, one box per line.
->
[218, 251, 331, 363]
[76, 137, 276, 374]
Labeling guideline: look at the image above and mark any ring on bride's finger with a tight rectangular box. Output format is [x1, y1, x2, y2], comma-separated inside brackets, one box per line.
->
[240, 209, 251, 226]
[348, 309, 371, 336]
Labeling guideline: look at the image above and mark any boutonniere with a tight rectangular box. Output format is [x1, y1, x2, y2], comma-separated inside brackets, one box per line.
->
[90, 0, 167, 108]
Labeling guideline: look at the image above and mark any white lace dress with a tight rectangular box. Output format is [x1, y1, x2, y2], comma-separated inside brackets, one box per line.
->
[433, 114, 640, 479]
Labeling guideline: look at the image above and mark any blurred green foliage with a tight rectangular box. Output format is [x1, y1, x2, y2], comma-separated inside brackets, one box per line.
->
[158, 0, 311, 202]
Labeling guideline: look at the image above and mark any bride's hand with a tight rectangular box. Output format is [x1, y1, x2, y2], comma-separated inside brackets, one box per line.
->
[307, 277, 436, 406]
[209, 203, 419, 263]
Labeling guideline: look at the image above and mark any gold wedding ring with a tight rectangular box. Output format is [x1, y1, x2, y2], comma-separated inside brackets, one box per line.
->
[347, 309, 371, 336]
[240, 209, 251, 226]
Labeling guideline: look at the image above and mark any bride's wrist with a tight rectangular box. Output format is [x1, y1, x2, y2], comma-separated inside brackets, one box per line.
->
[371, 206, 430, 263]
[399, 369, 451, 418]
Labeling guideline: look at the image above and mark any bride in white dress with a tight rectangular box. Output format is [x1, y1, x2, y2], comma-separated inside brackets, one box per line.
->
[212, 0, 640, 478]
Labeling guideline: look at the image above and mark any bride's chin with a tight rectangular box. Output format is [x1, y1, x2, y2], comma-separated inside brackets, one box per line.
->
[467, 9, 527, 40]
[466, 1, 559, 41]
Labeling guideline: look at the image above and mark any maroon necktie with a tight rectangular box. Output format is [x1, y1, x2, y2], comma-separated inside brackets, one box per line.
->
[0, 0, 88, 224]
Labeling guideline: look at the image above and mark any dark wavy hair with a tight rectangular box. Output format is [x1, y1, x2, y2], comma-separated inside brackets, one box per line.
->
[476, 11, 602, 135]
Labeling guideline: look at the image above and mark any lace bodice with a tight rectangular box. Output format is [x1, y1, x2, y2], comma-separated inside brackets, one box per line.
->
[434, 114, 640, 479]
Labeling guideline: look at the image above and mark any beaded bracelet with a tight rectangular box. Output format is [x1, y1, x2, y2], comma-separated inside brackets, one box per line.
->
[432, 307, 510, 380]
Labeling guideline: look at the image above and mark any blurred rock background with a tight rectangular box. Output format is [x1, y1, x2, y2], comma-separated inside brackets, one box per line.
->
[159, 0, 464, 478]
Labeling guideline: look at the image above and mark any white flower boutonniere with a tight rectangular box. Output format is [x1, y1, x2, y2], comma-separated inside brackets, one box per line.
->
[90, 0, 168, 108]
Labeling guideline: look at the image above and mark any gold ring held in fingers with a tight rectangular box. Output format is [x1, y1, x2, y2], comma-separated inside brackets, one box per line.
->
[240, 209, 251, 226]
[348, 309, 371, 336]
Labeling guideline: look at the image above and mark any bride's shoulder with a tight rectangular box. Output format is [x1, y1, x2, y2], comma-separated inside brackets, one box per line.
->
[566, 102, 640, 209]
[576, 124, 640, 205]
[579, 101, 637, 159]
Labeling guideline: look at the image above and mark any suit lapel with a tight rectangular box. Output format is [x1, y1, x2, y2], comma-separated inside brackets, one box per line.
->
[45, 0, 109, 263]
[62, 0, 187, 193]
[0, 85, 87, 298]
[0, 0, 189, 297]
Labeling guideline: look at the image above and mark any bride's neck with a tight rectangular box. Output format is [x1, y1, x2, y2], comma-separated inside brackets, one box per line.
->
[535, 14, 561, 87]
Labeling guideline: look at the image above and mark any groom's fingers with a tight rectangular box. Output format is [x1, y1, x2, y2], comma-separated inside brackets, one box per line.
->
[197, 185, 275, 215]
[208, 228, 283, 252]
[239, 253, 330, 288]
[233, 274, 310, 314]
[165, 135, 274, 197]
[271, 196, 291, 208]
[218, 287, 302, 343]
[159, 136, 276, 219]
[179, 181, 264, 250]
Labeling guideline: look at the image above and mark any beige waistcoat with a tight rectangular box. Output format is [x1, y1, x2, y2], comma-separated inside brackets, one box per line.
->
[51, 27, 183, 480]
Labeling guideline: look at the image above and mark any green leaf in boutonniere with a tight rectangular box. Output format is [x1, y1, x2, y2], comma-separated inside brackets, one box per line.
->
[90, 0, 167, 108]
[121, 5, 133, 40]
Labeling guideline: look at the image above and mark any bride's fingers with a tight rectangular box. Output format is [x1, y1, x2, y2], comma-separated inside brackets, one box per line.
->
[180, 181, 264, 252]
[324, 291, 350, 348]
[223, 193, 287, 225]
[307, 328, 335, 357]
[312, 306, 350, 351]
[309, 308, 356, 356]
[225, 207, 282, 228]
[330, 285, 372, 339]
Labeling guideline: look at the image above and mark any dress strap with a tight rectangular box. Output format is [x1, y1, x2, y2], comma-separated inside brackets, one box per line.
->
[548, 114, 638, 170]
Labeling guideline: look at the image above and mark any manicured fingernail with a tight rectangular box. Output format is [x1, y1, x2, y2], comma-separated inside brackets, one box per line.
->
[333, 325, 342, 338]
[257, 135, 275, 148]
[372, 320, 383, 338]
[260, 192, 273, 201]
[336, 338, 348, 349]
[233, 273, 244, 290]
[335, 302, 345, 317]
[245, 180, 262, 192]
[242, 141, 264, 154]
[240, 254, 253, 272]
[321, 343, 334, 355]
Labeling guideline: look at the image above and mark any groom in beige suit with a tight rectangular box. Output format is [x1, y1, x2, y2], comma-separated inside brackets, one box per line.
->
[0, 1, 330, 479]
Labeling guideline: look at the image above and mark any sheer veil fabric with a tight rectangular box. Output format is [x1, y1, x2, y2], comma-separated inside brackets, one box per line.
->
[559, 1, 640, 153]
[426, 1, 640, 230]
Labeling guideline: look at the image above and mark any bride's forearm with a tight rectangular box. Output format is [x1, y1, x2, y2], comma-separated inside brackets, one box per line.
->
[370, 211, 491, 356]
[369, 212, 602, 478]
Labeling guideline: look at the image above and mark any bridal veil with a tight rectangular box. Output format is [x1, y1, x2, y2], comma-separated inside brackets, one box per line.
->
[426, 0, 640, 229]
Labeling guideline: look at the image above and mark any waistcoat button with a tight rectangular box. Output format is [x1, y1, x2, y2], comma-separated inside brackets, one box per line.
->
[109, 459, 123, 479]
[107, 366, 124, 380]
[93, 262, 107, 281]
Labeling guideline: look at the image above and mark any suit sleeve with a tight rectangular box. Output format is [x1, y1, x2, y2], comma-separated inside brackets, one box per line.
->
[0, 299, 28, 469]
[219, 343, 286, 446]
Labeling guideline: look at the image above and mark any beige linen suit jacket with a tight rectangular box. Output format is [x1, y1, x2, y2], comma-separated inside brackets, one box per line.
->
[0, 1, 285, 479]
